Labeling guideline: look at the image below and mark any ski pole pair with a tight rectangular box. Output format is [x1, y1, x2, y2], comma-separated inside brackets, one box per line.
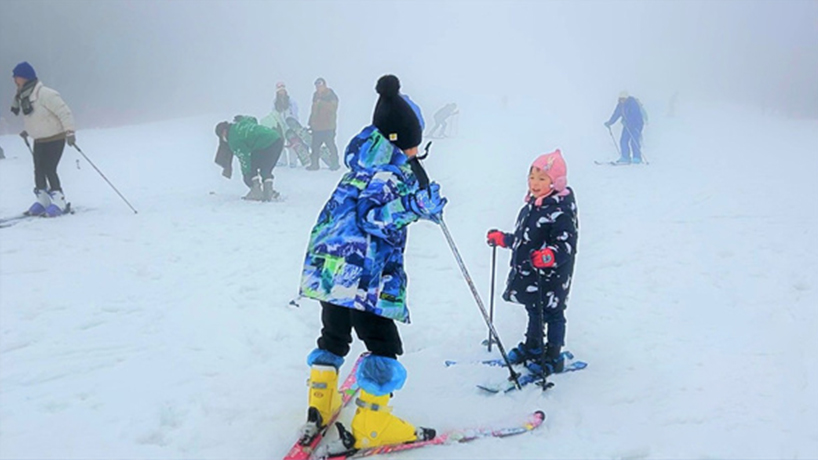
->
[606, 124, 650, 164]
[21, 133, 138, 214]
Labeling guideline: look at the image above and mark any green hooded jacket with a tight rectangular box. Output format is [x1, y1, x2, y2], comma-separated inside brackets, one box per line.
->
[227, 116, 281, 175]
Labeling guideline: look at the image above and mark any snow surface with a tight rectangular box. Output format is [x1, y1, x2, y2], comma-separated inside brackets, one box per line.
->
[1, 101, 817, 459]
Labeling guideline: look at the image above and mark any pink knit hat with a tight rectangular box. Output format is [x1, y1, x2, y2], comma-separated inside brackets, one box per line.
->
[527, 149, 568, 204]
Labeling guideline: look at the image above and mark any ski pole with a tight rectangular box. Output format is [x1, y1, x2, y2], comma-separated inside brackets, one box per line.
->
[438, 219, 521, 389]
[414, 143, 519, 387]
[487, 244, 497, 352]
[72, 144, 138, 214]
[606, 125, 621, 159]
[20, 133, 33, 154]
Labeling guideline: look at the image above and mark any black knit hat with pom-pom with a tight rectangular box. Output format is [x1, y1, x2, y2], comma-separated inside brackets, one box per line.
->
[372, 75, 422, 150]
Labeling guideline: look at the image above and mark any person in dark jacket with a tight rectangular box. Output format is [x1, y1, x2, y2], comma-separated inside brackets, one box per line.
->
[486, 149, 579, 376]
[307, 77, 340, 171]
[214, 116, 283, 201]
[298, 75, 445, 451]
[604, 91, 646, 164]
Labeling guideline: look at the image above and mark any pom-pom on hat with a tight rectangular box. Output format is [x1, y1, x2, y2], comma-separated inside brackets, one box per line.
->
[372, 75, 422, 151]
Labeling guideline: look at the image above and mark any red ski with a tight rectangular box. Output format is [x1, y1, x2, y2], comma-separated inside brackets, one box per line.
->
[318, 410, 546, 460]
[283, 352, 368, 460]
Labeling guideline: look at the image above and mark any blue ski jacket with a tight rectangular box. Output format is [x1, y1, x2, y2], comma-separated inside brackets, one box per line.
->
[299, 126, 422, 323]
[606, 97, 645, 132]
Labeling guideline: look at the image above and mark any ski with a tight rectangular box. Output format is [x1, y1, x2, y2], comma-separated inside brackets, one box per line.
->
[443, 351, 586, 393]
[0, 213, 32, 227]
[0, 203, 75, 229]
[476, 357, 588, 394]
[283, 352, 369, 460]
[445, 350, 580, 368]
[318, 410, 546, 460]
[594, 160, 648, 166]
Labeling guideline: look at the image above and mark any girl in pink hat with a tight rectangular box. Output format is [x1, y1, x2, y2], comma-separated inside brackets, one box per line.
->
[486, 149, 579, 376]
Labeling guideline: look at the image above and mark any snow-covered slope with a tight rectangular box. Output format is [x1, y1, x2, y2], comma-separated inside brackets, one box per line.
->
[1, 102, 816, 459]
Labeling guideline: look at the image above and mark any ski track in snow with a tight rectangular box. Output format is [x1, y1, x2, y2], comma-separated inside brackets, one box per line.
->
[1, 105, 817, 459]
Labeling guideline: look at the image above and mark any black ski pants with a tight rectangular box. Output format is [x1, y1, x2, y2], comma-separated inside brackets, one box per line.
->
[32, 138, 66, 192]
[242, 138, 284, 188]
[317, 301, 403, 359]
[310, 129, 339, 168]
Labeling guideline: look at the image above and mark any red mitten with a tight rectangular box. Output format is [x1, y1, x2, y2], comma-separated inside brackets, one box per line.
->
[531, 248, 556, 269]
[486, 229, 508, 248]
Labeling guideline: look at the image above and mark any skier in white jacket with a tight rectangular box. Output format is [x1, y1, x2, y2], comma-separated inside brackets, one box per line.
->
[11, 61, 76, 217]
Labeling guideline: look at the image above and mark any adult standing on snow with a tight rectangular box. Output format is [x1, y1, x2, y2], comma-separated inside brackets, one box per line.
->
[604, 91, 646, 164]
[273, 82, 300, 168]
[10, 61, 76, 217]
[307, 77, 340, 171]
[298, 75, 446, 451]
[214, 115, 284, 202]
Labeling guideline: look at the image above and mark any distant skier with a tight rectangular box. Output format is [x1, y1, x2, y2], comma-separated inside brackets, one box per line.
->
[486, 149, 579, 376]
[307, 77, 340, 171]
[604, 91, 646, 164]
[272, 82, 301, 168]
[427, 103, 458, 138]
[0, 145, 5, 159]
[214, 115, 284, 201]
[298, 75, 445, 451]
[10, 61, 76, 217]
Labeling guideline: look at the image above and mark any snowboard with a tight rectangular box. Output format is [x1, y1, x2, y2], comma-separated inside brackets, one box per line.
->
[285, 117, 334, 168]
[260, 112, 303, 167]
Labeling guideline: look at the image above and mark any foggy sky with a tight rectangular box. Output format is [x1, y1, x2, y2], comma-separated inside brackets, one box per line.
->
[1, 0, 816, 130]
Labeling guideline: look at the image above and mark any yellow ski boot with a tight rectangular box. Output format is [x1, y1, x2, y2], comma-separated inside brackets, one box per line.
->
[300, 364, 342, 444]
[351, 390, 435, 449]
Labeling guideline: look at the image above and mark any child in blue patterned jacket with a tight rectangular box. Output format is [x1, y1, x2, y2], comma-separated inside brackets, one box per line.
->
[297, 75, 446, 451]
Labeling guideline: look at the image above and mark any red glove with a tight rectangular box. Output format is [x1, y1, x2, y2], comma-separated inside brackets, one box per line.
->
[486, 229, 508, 248]
[531, 248, 556, 269]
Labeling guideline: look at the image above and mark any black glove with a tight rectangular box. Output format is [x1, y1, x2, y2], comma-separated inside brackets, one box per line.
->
[66, 131, 76, 147]
[19, 130, 28, 139]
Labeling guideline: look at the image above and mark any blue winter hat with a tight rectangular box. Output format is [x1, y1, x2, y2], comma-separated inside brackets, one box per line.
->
[13, 62, 37, 81]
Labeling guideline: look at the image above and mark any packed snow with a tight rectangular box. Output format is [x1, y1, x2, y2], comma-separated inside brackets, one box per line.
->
[1, 98, 817, 459]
